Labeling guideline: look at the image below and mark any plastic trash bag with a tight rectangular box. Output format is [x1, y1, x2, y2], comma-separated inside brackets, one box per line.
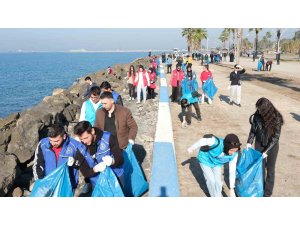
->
[202, 78, 218, 100]
[236, 148, 264, 197]
[123, 144, 149, 197]
[257, 61, 263, 71]
[91, 167, 124, 197]
[30, 162, 73, 197]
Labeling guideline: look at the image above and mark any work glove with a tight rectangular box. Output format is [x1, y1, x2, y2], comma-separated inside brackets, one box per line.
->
[67, 157, 75, 166]
[93, 162, 107, 173]
[206, 137, 215, 146]
[229, 189, 236, 197]
[262, 152, 268, 159]
[102, 155, 114, 166]
[246, 143, 252, 151]
[128, 139, 134, 145]
[187, 147, 194, 154]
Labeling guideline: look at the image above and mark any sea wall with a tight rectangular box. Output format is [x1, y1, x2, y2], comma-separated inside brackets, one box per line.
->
[0, 56, 158, 196]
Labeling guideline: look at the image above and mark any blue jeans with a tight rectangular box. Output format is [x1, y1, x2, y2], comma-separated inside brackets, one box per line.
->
[200, 163, 222, 197]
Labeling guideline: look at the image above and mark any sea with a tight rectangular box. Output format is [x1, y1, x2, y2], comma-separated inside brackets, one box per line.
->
[0, 52, 148, 118]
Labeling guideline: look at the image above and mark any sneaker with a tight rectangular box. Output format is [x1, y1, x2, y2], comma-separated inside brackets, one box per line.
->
[197, 116, 202, 122]
[187, 122, 191, 125]
[81, 183, 91, 194]
[237, 104, 241, 107]
[208, 99, 212, 104]
[229, 101, 233, 105]
[136, 101, 141, 104]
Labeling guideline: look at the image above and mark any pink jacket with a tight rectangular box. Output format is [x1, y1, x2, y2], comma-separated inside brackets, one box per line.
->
[170, 69, 184, 87]
[149, 72, 156, 89]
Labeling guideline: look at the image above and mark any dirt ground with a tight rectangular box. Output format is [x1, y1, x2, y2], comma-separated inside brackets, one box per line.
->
[165, 57, 300, 197]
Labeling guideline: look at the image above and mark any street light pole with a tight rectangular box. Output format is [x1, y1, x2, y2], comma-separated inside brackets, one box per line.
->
[206, 38, 208, 54]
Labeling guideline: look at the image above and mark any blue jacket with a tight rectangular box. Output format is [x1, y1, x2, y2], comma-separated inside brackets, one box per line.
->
[181, 76, 199, 104]
[78, 131, 124, 187]
[85, 99, 103, 126]
[197, 137, 238, 167]
[166, 57, 172, 65]
[33, 136, 81, 188]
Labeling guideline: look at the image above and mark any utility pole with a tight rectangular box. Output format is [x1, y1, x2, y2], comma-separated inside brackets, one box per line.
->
[235, 28, 242, 64]
[276, 29, 281, 65]
[206, 38, 209, 54]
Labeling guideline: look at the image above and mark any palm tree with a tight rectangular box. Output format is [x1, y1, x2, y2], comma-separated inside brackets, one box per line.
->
[225, 28, 235, 50]
[192, 28, 208, 51]
[219, 30, 229, 49]
[182, 28, 194, 53]
[249, 28, 262, 53]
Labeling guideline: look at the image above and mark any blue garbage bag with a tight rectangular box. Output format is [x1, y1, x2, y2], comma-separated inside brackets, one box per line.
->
[236, 148, 264, 197]
[30, 162, 73, 197]
[257, 61, 263, 71]
[202, 78, 218, 100]
[123, 144, 149, 197]
[91, 167, 124, 197]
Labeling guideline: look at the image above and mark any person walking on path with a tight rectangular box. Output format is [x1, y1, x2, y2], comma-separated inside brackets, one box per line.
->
[170, 64, 184, 103]
[187, 133, 241, 197]
[82, 76, 98, 99]
[229, 64, 245, 107]
[246, 97, 284, 197]
[180, 66, 201, 126]
[135, 65, 150, 104]
[147, 67, 157, 99]
[70, 121, 124, 191]
[94, 91, 138, 150]
[32, 124, 81, 191]
[99, 81, 123, 106]
[79, 86, 102, 126]
[166, 55, 173, 74]
[200, 64, 213, 104]
[126, 65, 137, 101]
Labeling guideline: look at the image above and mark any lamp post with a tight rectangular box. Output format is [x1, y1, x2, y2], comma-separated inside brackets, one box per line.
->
[206, 37, 209, 54]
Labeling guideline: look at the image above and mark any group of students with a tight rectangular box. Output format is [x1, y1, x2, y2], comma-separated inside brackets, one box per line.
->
[126, 64, 157, 103]
[169, 62, 216, 127]
[187, 97, 284, 197]
[33, 76, 139, 195]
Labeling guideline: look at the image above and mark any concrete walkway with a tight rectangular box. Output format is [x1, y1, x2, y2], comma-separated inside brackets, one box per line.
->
[164, 58, 300, 197]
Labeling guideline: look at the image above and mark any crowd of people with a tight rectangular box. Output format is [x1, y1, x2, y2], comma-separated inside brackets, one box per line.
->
[31, 53, 284, 198]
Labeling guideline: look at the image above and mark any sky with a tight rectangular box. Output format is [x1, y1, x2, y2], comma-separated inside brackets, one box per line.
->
[0, 28, 298, 52]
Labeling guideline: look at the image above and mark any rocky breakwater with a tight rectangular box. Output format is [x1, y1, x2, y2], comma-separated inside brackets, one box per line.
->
[0, 56, 158, 196]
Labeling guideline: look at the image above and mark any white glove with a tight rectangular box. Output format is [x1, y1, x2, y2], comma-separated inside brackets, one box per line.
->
[128, 139, 134, 145]
[206, 137, 215, 146]
[229, 189, 236, 197]
[262, 152, 268, 159]
[102, 155, 114, 166]
[187, 147, 194, 154]
[246, 143, 252, 151]
[93, 162, 107, 173]
[67, 157, 75, 166]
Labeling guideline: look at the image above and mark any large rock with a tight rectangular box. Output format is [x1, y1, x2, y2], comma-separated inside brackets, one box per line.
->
[0, 153, 18, 196]
[7, 113, 45, 163]
[52, 88, 65, 96]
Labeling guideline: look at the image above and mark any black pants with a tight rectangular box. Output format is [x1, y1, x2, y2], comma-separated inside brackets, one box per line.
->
[186, 103, 201, 123]
[167, 64, 172, 73]
[147, 87, 155, 99]
[128, 83, 135, 98]
[266, 64, 272, 71]
[171, 86, 179, 102]
[255, 140, 279, 196]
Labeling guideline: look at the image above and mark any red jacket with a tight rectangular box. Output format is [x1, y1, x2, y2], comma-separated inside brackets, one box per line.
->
[149, 72, 156, 89]
[200, 70, 213, 84]
[135, 70, 149, 87]
[170, 69, 184, 87]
